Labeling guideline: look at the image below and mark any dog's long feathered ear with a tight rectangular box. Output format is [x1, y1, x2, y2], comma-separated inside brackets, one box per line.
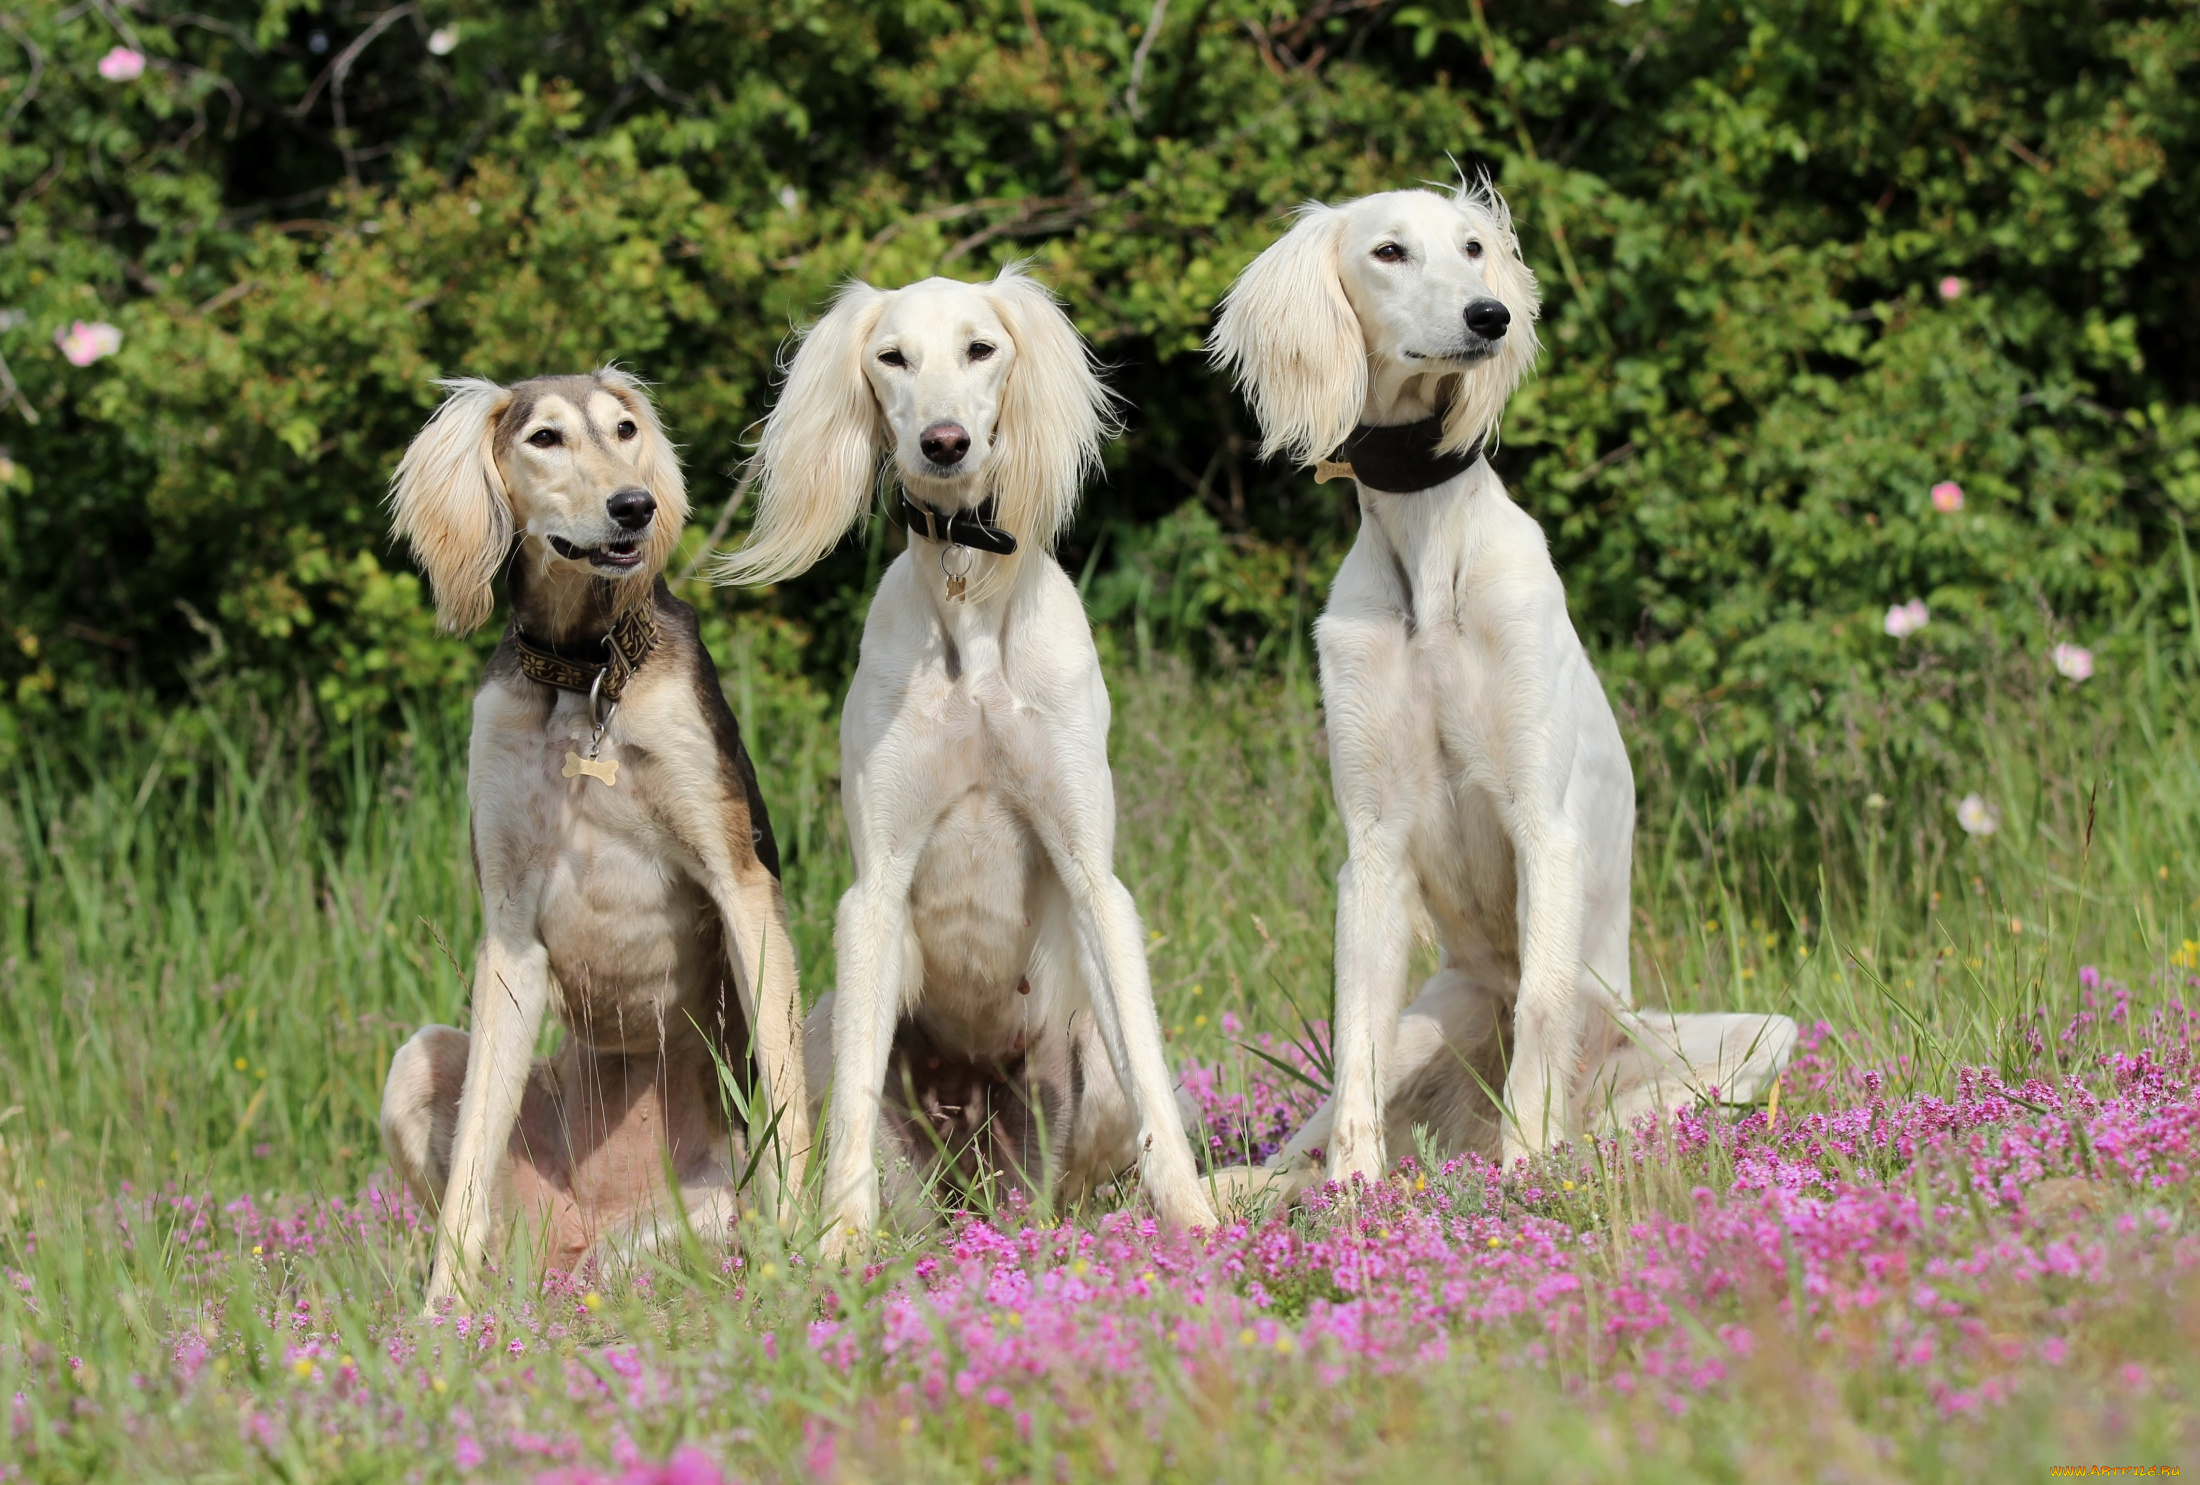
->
[594, 366, 690, 580]
[389, 378, 513, 633]
[712, 282, 887, 587]
[1206, 205, 1365, 467]
[984, 265, 1118, 553]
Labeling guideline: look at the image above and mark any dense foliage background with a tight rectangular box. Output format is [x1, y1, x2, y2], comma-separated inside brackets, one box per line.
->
[4, 0, 2198, 851]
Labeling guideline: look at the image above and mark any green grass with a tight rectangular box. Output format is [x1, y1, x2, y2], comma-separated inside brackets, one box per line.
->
[0, 631, 2196, 1480]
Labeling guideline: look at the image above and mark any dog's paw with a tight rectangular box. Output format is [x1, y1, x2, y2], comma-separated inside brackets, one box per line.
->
[1203, 1165, 1292, 1222]
[420, 1269, 461, 1320]
[1500, 1129, 1544, 1168]
[1157, 1186, 1219, 1234]
[816, 1218, 870, 1269]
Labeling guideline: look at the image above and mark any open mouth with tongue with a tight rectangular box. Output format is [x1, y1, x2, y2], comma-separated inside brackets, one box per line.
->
[549, 536, 645, 571]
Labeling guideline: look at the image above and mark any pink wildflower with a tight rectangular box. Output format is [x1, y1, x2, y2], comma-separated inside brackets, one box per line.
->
[1930, 481, 1964, 513]
[657, 1446, 727, 1485]
[97, 47, 146, 81]
[1938, 276, 1963, 301]
[2052, 643, 2093, 682]
[56, 320, 122, 367]
[1883, 599, 1929, 639]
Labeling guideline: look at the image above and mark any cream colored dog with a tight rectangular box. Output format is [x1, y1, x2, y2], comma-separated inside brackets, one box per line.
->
[719, 267, 1216, 1254]
[380, 370, 809, 1310]
[1211, 185, 1796, 1185]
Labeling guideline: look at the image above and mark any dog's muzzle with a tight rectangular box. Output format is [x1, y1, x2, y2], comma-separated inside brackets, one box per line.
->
[1404, 298, 1513, 365]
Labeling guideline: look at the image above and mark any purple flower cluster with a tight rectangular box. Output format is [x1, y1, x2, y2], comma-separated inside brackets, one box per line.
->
[1174, 1014, 1327, 1166]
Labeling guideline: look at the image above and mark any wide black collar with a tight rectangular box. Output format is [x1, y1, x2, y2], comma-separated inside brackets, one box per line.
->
[512, 604, 658, 706]
[1322, 410, 1484, 494]
[897, 490, 1020, 556]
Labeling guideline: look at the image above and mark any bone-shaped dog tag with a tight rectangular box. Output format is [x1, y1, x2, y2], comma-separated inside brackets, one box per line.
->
[1314, 459, 1356, 485]
[563, 750, 619, 787]
[941, 542, 973, 602]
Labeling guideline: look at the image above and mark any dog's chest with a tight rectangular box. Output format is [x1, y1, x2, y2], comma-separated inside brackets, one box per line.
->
[909, 790, 1047, 1018]
[1327, 583, 1522, 957]
[515, 705, 723, 1040]
[899, 663, 1060, 1054]
[1401, 629, 1521, 945]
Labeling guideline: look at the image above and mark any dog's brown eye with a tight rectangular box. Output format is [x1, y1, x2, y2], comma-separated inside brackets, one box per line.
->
[877, 349, 906, 368]
[1465, 240, 1484, 259]
[967, 342, 995, 362]
[616, 419, 637, 440]
[1373, 243, 1408, 263]
[527, 428, 561, 448]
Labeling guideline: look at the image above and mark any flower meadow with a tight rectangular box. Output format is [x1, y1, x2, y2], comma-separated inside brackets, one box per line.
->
[5, 993, 2196, 1482]
[4, 659, 2198, 1480]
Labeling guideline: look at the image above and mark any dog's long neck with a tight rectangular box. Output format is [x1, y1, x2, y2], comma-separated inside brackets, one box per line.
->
[902, 470, 1029, 622]
[506, 541, 655, 646]
[1362, 366, 1458, 428]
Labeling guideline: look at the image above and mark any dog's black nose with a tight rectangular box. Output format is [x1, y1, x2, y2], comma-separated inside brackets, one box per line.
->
[919, 421, 971, 467]
[1464, 298, 1511, 340]
[606, 486, 656, 531]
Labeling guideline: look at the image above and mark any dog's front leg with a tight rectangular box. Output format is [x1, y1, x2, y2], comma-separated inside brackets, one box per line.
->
[1323, 827, 1417, 1188]
[702, 868, 812, 1229]
[1049, 847, 1214, 1233]
[818, 849, 926, 1262]
[1501, 816, 1587, 1162]
[425, 927, 551, 1312]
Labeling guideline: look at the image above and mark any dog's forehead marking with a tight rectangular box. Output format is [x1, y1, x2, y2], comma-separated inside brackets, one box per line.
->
[583, 389, 630, 448]
[523, 392, 581, 427]
[498, 377, 630, 451]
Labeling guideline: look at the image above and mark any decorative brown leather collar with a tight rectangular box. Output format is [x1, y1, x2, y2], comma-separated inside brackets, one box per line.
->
[513, 605, 658, 707]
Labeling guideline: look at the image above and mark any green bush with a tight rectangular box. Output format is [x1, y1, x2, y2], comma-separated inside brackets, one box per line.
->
[3, 0, 2198, 826]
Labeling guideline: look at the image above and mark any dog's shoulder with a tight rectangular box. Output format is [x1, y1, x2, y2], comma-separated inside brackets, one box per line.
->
[648, 581, 782, 880]
[470, 628, 553, 727]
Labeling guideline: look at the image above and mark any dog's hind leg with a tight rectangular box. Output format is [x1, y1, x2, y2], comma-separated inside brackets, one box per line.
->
[1581, 1005, 1800, 1133]
[382, 1025, 472, 1212]
[1267, 967, 1510, 1196]
[382, 1023, 591, 1277]
[1058, 1008, 1131, 1206]
[1383, 968, 1510, 1164]
[989, 1026, 1075, 1216]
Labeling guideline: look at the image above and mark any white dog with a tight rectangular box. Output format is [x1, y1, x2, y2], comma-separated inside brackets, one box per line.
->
[718, 267, 1216, 1252]
[1210, 186, 1796, 1183]
[380, 371, 810, 1310]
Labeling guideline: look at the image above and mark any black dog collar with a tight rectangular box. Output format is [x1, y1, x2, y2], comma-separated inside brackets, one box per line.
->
[1317, 411, 1484, 495]
[897, 490, 1020, 556]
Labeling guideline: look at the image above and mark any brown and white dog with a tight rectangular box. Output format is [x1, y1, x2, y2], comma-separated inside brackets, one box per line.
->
[378, 370, 809, 1310]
